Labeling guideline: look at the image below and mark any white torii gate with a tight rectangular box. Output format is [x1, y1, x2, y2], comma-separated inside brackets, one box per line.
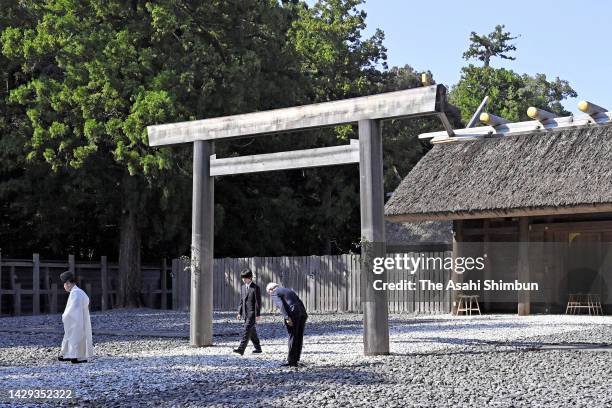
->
[146, 84, 451, 355]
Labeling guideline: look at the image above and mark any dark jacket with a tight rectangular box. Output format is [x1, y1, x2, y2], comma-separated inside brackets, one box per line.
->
[271, 287, 307, 319]
[238, 282, 262, 318]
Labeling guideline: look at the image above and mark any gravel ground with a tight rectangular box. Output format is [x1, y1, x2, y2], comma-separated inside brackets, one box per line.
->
[1, 310, 611, 407]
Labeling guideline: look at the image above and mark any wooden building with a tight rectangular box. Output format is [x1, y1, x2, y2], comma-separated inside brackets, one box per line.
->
[385, 118, 612, 315]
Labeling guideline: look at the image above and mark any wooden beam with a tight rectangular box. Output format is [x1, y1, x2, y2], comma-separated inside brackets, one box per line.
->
[530, 220, 612, 233]
[466, 96, 489, 128]
[359, 119, 389, 356]
[438, 112, 455, 137]
[385, 203, 612, 222]
[147, 85, 444, 146]
[463, 226, 518, 236]
[210, 140, 359, 176]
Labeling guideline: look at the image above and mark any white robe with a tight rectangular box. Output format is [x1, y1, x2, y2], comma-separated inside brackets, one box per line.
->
[61, 285, 93, 360]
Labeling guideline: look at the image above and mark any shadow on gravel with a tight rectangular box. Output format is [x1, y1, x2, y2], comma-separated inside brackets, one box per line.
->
[90, 361, 386, 407]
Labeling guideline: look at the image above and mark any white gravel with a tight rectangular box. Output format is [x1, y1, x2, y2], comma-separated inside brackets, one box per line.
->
[1, 310, 611, 407]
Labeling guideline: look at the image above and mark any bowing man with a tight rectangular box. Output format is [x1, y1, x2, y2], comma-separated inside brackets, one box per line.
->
[266, 283, 308, 367]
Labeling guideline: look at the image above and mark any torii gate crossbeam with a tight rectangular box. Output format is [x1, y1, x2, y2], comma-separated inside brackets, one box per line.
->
[147, 84, 450, 355]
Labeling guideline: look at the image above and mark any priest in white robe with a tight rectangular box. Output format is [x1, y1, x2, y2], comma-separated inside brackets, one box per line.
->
[58, 271, 93, 363]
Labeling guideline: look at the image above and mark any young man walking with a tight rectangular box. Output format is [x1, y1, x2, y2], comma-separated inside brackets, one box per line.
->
[233, 269, 262, 355]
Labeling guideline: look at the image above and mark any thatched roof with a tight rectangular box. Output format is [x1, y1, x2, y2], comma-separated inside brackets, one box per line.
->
[385, 124, 612, 221]
[385, 220, 452, 243]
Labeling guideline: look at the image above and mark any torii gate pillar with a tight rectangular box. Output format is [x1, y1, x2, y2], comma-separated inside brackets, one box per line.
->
[190, 140, 214, 346]
[359, 119, 389, 355]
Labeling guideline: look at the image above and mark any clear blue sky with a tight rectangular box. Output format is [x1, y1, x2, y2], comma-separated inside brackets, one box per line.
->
[355, 0, 611, 115]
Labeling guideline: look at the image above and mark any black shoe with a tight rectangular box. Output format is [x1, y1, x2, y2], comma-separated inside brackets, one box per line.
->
[280, 362, 298, 368]
[70, 359, 87, 364]
[252, 349, 262, 354]
[233, 348, 244, 356]
[58, 356, 70, 362]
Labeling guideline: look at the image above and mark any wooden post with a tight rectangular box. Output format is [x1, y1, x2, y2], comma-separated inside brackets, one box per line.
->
[68, 254, 75, 273]
[10, 265, 16, 314]
[161, 258, 167, 309]
[50, 283, 58, 314]
[101, 256, 108, 311]
[147, 283, 154, 308]
[483, 219, 491, 312]
[190, 140, 214, 346]
[171, 259, 178, 310]
[43, 266, 50, 313]
[85, 283, 92, 311]
[0, 248, 3, 315]
[359, 119, 389, 356]
[518, 217, 531, 315]
[32, 253, 40, 315]
[182, 259, 190, 311]
[14, 283, 21, 316]
[452, 220, 464, 314]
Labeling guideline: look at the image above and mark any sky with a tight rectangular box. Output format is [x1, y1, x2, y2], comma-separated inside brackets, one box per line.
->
[355, 0, 611, 115]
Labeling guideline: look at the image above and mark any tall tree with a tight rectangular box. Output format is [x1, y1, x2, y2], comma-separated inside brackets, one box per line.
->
[452, 26, 576, 123]
[462, 24, 518, 68]
[2, 0, 307, 305]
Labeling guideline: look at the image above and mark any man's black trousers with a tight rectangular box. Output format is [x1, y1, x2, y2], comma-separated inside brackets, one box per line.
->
[285, 315, 307, 364]
[238, 315, 261, 351]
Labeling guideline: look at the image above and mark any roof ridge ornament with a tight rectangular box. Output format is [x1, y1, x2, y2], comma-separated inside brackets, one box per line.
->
[480, 112, 510, 126]
[419, 100, 611, 144]
[527, 107, 558, 123]
[577, 100, 607, 118]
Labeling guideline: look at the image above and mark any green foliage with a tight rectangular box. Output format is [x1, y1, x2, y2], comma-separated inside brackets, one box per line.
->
[450, 65, 577, 124]
[462, 24, 518, 67]
[0, 0, 401, 259]
[451, 26, 575, 124]
[288, 0, 387, 100]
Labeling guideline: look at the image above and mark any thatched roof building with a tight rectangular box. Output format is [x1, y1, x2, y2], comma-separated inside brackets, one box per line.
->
[385, 124, 612, 221]
[385, 119, 612, 315]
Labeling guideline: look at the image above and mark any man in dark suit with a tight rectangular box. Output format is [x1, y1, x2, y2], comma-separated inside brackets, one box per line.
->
[266, 282, 308, 367]
[233, 269, 262, 355]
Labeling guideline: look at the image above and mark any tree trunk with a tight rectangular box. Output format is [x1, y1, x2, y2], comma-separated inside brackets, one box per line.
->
[118, 173, 142, 308]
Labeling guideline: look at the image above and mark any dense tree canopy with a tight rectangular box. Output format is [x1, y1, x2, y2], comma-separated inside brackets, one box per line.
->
[1, 0, 439, 303]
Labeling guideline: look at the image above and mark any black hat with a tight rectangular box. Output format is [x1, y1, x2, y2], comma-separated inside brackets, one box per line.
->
[60, 270, 74, 283]
[240, 269, 253, 279]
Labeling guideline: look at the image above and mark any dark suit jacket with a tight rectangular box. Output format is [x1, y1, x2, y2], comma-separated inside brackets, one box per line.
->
[271, 287, 307, 319]
[238, 282, 262, 318]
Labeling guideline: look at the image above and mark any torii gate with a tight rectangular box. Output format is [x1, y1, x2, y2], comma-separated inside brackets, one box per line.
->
[147, 84, 452, 355]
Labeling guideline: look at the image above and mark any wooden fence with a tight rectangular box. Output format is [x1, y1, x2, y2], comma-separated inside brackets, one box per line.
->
[0, 250, 452, 316]
[0, 253, 171, 316]
[172, 251, 453, 314]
